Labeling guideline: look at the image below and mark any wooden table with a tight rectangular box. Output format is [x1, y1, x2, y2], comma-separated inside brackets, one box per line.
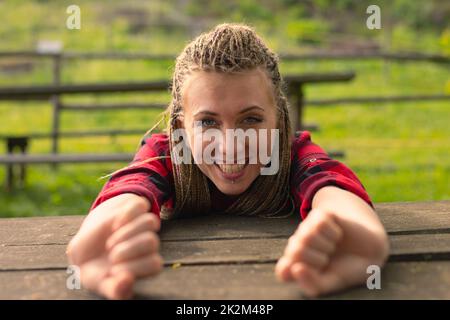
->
[0, 201, 449, 299]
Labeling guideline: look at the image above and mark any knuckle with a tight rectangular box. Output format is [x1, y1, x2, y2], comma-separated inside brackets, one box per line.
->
[315, 220, 329, 234]
[371, 233, 390, 261]
[66, 239, 81, 264]
[110, 244, 125, 262]
[296, 248, 307, 260]
[121, 200, 135, 214]
[132, 196, 149, 213]
[122, 198, 147, 217]
[321, 210, 334, 218]
[119, 207, 134, 223]
[302, 234, 314, 246]
[326, 242, 336, 253]
[287, 235, 297, 246]
[143, 214, 158, 230]
[111, 264, 127, 275]
[143, 232, 160, 249]
[152, 254, 164, 271]
[319, 254, 330, 266]
[151, 214, 161, 230]
[109, 251, 120, 264]
[287, 243, 303, 260]
[334, 226, 344, 240]
[295, 243, 308, 258]
[66, 240, 75, 258]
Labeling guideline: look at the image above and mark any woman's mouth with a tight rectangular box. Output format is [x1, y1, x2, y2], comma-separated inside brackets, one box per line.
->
[214, 160, 248, 181]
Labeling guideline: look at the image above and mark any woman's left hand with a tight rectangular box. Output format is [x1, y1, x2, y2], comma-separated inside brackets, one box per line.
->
[275, 194, 389, 297]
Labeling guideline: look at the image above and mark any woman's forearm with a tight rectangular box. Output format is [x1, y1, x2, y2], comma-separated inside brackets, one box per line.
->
[311, 186, 389, 261]
[312, 186, 383, 232]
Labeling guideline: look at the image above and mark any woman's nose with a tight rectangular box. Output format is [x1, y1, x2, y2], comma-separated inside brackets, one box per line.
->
[217, 128, 247, 163]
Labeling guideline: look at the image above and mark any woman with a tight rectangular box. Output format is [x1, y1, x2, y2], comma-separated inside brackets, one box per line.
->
[67, 23, 389, 299]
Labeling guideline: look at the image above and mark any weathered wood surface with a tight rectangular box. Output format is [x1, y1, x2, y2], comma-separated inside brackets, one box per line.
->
[0, 200, 449, 299]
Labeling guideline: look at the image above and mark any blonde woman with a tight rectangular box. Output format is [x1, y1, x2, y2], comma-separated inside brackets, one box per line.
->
[67, 23, 389, 299]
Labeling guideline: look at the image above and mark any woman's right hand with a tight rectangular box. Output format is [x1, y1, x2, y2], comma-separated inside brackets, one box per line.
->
[66, 193, 163, 299]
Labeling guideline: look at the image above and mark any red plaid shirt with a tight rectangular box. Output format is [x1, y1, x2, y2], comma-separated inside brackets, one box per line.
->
[91, 131, 373, 219]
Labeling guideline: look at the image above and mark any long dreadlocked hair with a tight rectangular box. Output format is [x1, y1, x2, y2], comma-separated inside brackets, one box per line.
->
[165, 23, 295, 219]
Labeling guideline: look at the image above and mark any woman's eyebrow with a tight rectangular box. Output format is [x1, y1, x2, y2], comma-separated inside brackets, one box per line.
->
[239, 105, 265, 114]
[193, 105, 264, 117]
[193, 110, 218, 117]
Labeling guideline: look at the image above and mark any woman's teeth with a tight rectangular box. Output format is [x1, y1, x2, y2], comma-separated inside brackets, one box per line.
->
[217, 163, 245, 174]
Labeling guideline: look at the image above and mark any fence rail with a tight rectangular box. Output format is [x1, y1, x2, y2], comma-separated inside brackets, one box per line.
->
[0, 81, 171, 100]
[308, 94, 450, 106]
[0, 73, 355, 100]
[0, 50, 449, 63]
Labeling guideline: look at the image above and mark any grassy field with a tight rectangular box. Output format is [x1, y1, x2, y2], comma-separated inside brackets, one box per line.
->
[0, 1, 448, 217]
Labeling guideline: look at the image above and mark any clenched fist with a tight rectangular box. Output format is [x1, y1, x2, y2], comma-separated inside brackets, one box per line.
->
[67, 193, 163, 299]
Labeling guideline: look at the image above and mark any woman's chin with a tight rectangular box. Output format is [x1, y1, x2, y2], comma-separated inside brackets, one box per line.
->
[215, 183, 248, 196]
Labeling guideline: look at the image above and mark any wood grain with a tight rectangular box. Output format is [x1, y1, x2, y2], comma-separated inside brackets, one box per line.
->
[0, 261, 448, 300]
[2, 233, 449, 270]
[1, 201, 449, 246]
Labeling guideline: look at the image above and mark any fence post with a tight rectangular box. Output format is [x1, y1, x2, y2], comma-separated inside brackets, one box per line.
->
[5, 137, 29, 191]
[287, 81, 303, 132]
[51, 52, 62, 163]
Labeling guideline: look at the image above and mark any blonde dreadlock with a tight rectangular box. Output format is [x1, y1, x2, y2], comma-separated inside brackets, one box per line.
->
[166, 23, 294, 219]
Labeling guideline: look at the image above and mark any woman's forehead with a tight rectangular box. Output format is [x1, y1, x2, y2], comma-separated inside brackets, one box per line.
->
[182, 69, 275, 113]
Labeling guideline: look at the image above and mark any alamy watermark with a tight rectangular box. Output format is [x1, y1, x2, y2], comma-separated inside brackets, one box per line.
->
[366, 5, 381, 30]
[366, 264, 381, 290]
[66, 5, 81, 30]
[171, 125, 280, 175]
[66, 265, 81, 290]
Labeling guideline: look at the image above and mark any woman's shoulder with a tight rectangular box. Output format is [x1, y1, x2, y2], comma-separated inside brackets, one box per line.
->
[139, 132, 170, 157]
[131, 132, 172, 172]
[291, 130, 312, 145]
[290, 130, 329, 159]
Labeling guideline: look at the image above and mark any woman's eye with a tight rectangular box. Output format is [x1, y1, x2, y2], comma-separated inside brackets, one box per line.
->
[200, 119, 217, 127]
[243, 116, 262, 124]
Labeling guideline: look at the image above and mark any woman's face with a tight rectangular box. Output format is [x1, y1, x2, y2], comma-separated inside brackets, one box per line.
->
[179, 68, 278, 195]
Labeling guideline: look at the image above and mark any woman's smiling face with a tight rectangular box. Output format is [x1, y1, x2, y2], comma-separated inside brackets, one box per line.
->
[180, 68, 278, 195]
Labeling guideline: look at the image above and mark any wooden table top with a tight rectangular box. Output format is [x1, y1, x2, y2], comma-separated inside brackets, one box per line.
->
[0, 200, 449, 299]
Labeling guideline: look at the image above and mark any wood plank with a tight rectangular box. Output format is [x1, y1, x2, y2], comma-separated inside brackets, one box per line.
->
[1, 261, 448, 299]
[0, 269, 96, 300]
[2, 233, 449, 271]
[135, 261, 450, 300]
[375, 201, 450, 233]
[0, 215, 84, 246]
[0, 201, 449, 246]
[0, 214, 302, 246]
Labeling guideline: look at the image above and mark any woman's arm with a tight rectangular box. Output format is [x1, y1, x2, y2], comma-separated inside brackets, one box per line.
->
[276, 185, 389, 297]
[312, 185, 389, 261]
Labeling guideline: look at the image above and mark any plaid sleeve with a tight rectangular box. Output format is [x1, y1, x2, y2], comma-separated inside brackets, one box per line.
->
[90, 133, 174, 218]
[290, 131, 373, 220]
